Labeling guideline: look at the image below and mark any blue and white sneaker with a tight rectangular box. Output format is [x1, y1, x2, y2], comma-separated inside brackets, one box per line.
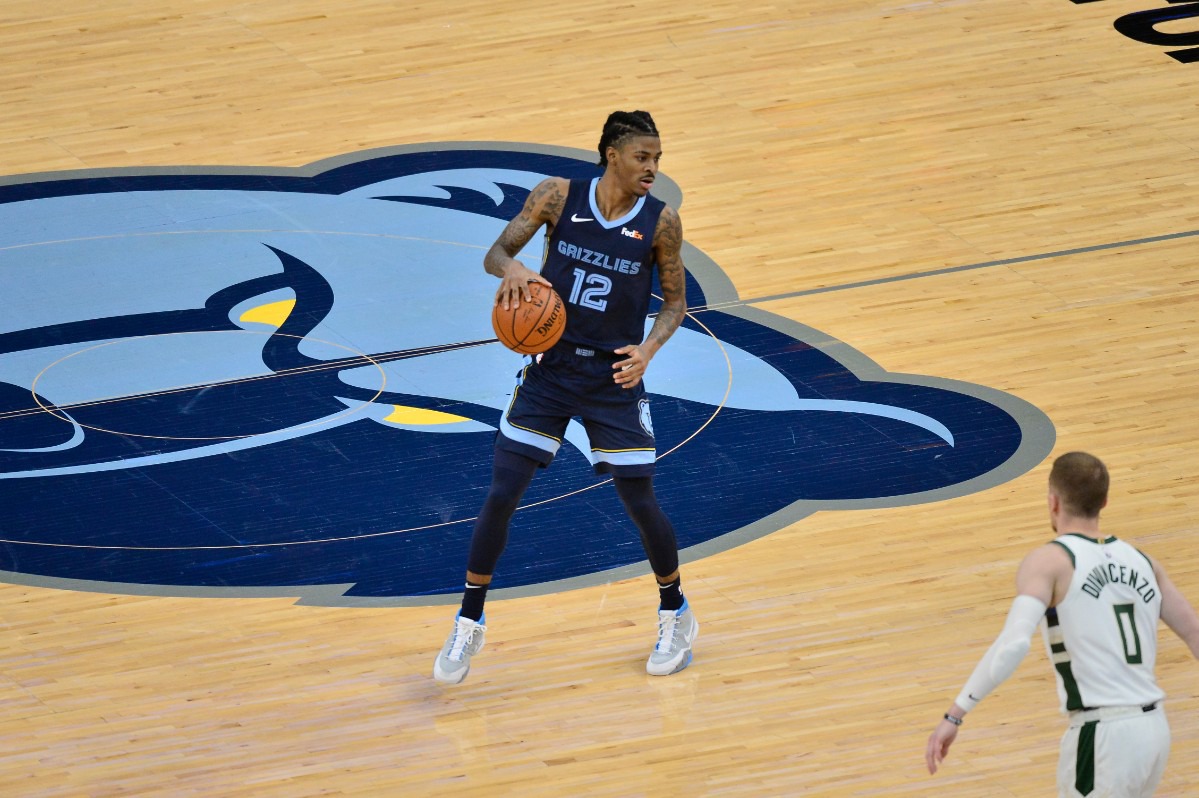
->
[647, 599, 698, 676]
[433, 613, 486, 685]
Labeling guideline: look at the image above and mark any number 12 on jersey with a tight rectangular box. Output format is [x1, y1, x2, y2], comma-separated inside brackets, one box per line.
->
[569, 268, 611, 312]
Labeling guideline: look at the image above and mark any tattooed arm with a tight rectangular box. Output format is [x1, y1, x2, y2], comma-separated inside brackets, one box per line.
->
[485, 177, 568, 309]
[613, 205, 687, 389]
[644, 205, 688, 355]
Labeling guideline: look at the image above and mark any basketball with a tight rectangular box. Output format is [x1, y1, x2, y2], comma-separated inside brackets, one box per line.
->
[491, 282, 567, 354]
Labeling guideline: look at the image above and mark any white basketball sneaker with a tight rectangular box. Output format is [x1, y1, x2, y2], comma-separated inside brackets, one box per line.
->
[647, 599, 698, 676]
[433, 613, 486, 685]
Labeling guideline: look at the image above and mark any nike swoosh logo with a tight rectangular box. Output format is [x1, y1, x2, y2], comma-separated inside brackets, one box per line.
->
[683, 618, 698, 644]
[571, 213, 593, 222]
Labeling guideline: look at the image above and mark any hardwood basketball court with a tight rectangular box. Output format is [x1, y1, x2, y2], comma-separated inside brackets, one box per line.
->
[2, 1, 1197, 795]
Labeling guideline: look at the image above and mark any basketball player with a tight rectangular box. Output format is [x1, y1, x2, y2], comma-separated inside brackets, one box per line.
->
[925, 452, 1199, 796]
[433, 110, 696, 685]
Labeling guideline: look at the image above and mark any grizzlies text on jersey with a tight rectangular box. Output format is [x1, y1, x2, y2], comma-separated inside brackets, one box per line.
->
[541, 177, 665, 351]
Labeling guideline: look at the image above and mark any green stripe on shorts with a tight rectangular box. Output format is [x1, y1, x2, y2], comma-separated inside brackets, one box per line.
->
[1075, 719, 1098, 796]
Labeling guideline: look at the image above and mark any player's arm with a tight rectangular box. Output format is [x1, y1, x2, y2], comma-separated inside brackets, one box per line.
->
[613, 205, 686, 389]
[485, 177, 567, 309]
[925, 543, 1068, 775]
[1150, 555, 1199, 660]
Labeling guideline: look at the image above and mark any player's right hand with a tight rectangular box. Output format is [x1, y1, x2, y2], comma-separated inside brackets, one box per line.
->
[496, 262, 551, 311]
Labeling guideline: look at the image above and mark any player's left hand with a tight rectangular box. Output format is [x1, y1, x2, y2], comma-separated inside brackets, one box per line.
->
[613, 344, 649, 389]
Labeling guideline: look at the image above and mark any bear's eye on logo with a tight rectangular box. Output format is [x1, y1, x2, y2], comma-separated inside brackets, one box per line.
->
[0, 144, 1053, 606]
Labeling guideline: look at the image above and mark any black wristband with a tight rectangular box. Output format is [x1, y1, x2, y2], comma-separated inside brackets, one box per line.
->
[943, 713, 963, 726]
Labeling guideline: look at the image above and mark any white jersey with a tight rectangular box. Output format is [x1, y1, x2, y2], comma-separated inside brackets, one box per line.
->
[1042, 534, 1164, 713]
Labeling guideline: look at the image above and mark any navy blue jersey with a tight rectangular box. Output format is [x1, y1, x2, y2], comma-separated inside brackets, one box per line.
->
[541, 177, 665, 351]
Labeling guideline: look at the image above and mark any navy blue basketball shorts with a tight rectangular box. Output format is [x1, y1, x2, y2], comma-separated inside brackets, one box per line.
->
[497, 343, 657, 477]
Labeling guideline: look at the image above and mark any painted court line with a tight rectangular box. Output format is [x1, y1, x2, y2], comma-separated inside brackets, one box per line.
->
[704, 226, 1199, 310]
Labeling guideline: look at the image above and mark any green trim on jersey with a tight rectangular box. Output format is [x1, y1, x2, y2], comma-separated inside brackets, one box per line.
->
[1063, 532, 1117, 545]
[1047, 609, 1085, 711]
[1050, 539, 1076, 567]
[1054, 662, 1084, 711]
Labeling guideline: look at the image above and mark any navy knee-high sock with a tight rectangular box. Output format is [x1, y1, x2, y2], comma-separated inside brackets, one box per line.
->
[613, 476, 683, 611]
[460, 447, 539, 620]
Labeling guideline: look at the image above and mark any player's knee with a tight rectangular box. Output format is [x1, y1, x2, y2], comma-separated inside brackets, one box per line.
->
[613, 475, 655, 506]
[481, 489, 521, 520]
[619, 494, 661, 526]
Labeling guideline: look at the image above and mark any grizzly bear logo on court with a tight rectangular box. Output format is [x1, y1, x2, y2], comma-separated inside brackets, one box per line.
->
[0, 144, 1053, 604]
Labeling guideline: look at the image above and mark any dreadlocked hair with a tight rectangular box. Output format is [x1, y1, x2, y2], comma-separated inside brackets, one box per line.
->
[597, 110, 659, 167]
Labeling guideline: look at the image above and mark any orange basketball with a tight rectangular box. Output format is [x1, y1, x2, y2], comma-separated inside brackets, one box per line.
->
[491, 282, 567, 354]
